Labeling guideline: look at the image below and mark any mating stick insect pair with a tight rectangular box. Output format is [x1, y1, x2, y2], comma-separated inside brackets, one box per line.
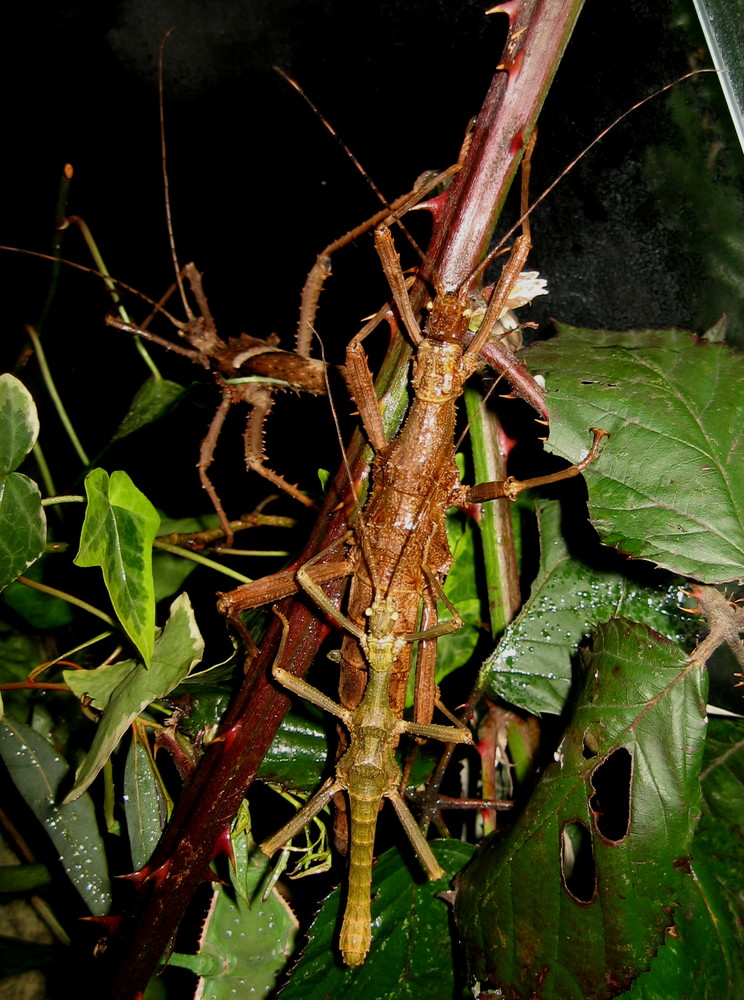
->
[218, 130, 608, 965]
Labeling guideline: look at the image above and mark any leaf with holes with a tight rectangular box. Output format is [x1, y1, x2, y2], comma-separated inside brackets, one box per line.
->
[481, 500, 691, 715]
[456, 619, 707, 1000]
[618, 718, 744, 998]
[526, 327, 744, 583]
[74, 468, 160, 666]
[0, 374, 46, 591]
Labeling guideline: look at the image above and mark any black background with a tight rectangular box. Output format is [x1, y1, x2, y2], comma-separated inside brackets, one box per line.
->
[1, 0, 739, 536]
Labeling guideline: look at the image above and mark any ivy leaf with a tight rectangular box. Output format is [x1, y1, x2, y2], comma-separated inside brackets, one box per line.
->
[456, 620, 707, 1000]
[0, 374, 46, 591]
[110, 375, 185, 442]
[62, 593, 204, 802]
[526, 327, 744, 583]
[0, 717, 112, 914]
[281, 840, 473, 1000]
[481, 500, 690, 715]
[75, 468, 160, 666]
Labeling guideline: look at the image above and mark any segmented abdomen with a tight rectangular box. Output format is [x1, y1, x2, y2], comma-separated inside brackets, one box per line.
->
[339, 769, 385, 966]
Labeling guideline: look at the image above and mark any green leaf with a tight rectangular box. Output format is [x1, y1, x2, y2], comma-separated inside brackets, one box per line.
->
[0, 862, 51, 894]
[123, 730, 168, 870]
[281, 840, 473, 999]
[0, 717, 112, 914]
[2, 556, 73, 628]
[0, 374, 46, 591]
[0, 473, 46, 591]
[168, 843, 298, 999]
[456, 620, 707, 1000]
[111, 376, 185, 442]
[258, 705, 330, 791]
[481, 500, 690, 715]
[619, 718, 744, 998]
[62, 593, 204, 802]
[75, 468, 160, 665]
[526, 327, 744, 582]
[0, 374, 39, 474]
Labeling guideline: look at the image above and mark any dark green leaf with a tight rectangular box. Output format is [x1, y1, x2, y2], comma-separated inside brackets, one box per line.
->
[75, 468, 160, 665]
[481, 500, 690, 715]
[0, 862, 51, 894]
[619, 718, 744, 998]
[0, 717, 112, 914]
[123, 730, 168, 870]
[281, 840, 473, 1000]
[456, 620, 707, 1000]
[111, 376, 185, 442]
[2, 556, 73, 628]
[258, 706, 329, 791]
[526, 328, 744, 582]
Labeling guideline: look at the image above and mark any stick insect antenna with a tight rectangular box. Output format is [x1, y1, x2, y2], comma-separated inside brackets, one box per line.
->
[159, 27, 194, 322]
[467, 69, 717, 292]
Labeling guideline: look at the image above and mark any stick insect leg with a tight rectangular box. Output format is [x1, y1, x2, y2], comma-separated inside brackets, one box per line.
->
[405, 562, 463, 724]
[260, 777, 342, 858]
[386, 790, 444, 880]
[198, 391, 236, 546]
[242, 384, 317, 509]
[296, 155, 467, 357]
[466, 427, 609, 504]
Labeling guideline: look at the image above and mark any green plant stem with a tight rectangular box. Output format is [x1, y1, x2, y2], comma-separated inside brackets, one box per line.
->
[32, 439, 57, 500]
[464, 387, 521, 636]
[152, 540, 254, 584]
[65, 215, 161, 380]
[16, 575, 116, 627]
[41, 494, 85, 505]
[25, 325, 90, 467]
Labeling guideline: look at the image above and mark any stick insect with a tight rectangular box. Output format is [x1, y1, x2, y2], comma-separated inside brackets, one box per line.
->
[219, 131, 607, 967]
[261, 534, 472, 966]
[100, 6, 670, 990]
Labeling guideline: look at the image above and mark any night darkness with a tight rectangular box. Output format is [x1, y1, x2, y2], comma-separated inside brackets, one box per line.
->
[1, 0, 741, 541]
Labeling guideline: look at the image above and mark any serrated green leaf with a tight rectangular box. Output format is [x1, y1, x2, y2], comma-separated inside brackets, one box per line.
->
[75, 468, 160, 666]
[482, 500, 690, 715]
[0, 374, 39, 474]
[280, 840, 473, 999]
[456, 620, 707, 1000]
[526, 327, 744, 582]
[111, 376, 185, 442]
[168, 845, 298, 999]
[0, 472, 46, 591]
[62, 593, 204, 802]
[123, 729, 168, 870]
[0, 717, 111, 914]
[619, 718, 744, 998]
